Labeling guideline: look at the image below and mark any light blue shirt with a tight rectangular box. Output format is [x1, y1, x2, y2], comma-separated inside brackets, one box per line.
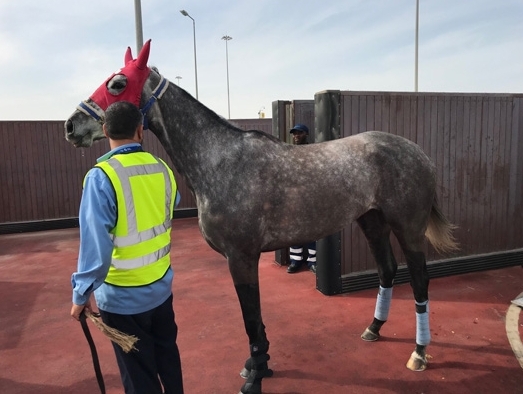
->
[71, 143, 180, 314]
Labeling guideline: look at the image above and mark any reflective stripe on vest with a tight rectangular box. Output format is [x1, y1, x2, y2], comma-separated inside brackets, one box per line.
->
[106, 159, 173, 249]
[94, 152, 176, 286]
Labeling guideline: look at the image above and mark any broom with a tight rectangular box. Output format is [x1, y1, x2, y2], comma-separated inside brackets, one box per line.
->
[84, 310, 139, 353]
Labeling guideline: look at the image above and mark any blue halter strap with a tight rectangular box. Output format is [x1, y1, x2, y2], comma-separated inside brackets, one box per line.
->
[140, 75, 169, 130]
[77, 101, 104, 123]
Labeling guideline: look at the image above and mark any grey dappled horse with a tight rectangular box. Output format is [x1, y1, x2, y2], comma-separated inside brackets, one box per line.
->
[65, 40, 458, 394]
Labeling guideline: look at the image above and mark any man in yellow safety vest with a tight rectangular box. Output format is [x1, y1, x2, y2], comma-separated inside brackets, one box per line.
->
[70, 101, 183, 394]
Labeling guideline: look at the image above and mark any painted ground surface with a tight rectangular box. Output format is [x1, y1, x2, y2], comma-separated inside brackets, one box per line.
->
[1, 217, 522, 393]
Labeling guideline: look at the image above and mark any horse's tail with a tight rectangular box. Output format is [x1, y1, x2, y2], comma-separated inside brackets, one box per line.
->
[425, 196, 459, 254]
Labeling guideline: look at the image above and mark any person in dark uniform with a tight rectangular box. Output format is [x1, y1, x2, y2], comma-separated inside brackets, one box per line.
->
[287, 123, 317, 274]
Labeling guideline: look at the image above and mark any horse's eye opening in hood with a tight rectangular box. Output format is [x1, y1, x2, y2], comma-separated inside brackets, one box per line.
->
[107, 74, 127, 95]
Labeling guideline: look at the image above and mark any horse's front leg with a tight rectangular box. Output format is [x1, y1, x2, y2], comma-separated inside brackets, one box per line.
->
[228, 253, 272, 394]
[404, 249, 431, 371]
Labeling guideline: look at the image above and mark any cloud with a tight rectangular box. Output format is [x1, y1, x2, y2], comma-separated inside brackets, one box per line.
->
[0, 0, 522, 120]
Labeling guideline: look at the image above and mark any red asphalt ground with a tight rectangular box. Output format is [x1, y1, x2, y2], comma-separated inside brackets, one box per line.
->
[1, 217, 522, 394]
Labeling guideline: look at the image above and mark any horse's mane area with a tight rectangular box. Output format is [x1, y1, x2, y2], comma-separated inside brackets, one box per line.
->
[236, 127, 282, 143]
[199, 100, 281, 143]
[151, 67, 283, 145]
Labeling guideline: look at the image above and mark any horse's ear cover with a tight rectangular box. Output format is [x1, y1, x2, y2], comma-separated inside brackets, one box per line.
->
[124, 47, 133, 65]
[136, 40, 151, 70]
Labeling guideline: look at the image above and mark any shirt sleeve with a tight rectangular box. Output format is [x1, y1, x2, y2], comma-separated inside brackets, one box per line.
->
[71, 168, 117, 305]
[175, 190, 181, 208]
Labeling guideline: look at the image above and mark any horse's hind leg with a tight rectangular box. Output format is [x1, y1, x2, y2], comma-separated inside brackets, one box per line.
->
[357, 210, 398, 342]
[227, 252, 272, 394]
[394, 231, 431, 372]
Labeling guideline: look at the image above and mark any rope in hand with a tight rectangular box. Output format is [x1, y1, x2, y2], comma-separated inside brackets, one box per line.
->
[79, 310, 106, 394]
[79, 310, 139, 393]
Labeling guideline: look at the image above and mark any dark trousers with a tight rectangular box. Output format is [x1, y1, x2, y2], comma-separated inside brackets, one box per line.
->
[99, 294, 184, 394]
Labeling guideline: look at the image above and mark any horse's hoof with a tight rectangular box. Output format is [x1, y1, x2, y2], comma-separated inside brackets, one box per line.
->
[361, 327, 380, 342]
[239, 380, 262, 394]
[240, 367, 274, 379]
[406, 350, 427, 371]
[240, 367, 249, 379]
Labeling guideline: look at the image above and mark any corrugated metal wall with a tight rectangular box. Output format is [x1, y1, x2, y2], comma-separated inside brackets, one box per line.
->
[230, 118, 272, 134]
[314, 91, 523, 278]
[0, 119, 274, 227]
[3, 93, 523, 287]
[0, 121, 196, 225]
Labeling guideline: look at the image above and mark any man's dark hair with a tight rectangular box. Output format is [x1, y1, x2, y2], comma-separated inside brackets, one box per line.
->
[104, 101, 143, 140]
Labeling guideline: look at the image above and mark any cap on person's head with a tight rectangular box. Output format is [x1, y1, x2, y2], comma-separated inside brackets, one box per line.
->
[290, 124, 309, 134]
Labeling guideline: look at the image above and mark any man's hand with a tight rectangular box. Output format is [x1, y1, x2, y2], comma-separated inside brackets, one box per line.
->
[71, 299, 93, 321]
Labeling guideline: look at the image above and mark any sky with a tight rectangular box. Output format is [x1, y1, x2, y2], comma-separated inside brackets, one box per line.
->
[0, 0, 522, 121]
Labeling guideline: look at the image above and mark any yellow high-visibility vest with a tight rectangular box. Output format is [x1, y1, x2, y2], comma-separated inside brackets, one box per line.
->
[93, 151, 177, 286]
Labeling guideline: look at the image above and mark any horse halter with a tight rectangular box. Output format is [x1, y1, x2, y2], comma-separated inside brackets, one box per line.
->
[76, 74, 169, 129]
[76, 39, 169, 129]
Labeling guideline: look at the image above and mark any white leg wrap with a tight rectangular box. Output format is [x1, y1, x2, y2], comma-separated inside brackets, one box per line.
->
[374, 286, 393, 321]
[415, 301, 431, 345]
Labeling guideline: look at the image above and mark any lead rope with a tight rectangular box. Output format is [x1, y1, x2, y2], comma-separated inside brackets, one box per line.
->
[79, 311, 106, 394]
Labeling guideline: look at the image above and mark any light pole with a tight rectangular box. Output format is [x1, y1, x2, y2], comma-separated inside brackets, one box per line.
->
[222, 35, 232, 119]
[414, 0, 419, 92]
[180, 10, 199, 100]
[175, 76, 182, 86]
[134, 0, 144, 53]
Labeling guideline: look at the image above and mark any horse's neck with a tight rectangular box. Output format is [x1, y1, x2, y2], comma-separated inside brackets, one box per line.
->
[147, 79, 238, 194]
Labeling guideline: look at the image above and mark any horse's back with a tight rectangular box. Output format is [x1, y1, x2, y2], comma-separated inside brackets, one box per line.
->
[308, 131, 436, 224]
[351, 131, 437, 228]
[357, 131, 435, 182]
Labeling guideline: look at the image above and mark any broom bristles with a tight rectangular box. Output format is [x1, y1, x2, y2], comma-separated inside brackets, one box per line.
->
[86, 310, 139, 353]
